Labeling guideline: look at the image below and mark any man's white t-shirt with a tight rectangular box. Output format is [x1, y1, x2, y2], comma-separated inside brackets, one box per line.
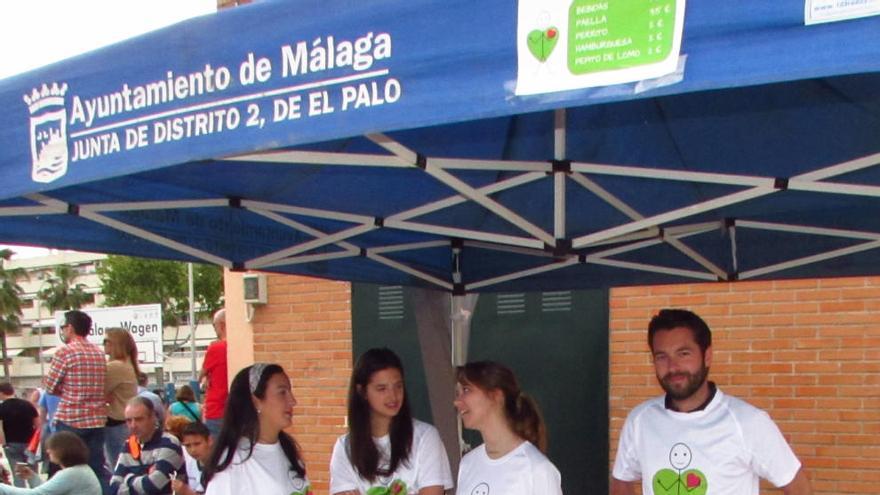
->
[612, 389, 801, 495]
[455, 441, 562, 495]
[330, 419, 453, 494]
[205, 439, 311, 495]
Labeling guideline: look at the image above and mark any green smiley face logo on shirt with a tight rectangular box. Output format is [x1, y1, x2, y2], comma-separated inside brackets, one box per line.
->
[652, 469, 707, 495]
[652, 442, 708, 495]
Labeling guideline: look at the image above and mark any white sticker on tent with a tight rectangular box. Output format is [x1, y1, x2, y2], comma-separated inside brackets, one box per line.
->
[515, 0, 686, 96]
[805, 0, 880, 25]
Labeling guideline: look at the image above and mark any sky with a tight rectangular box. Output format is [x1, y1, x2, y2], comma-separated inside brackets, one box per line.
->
[0, 0, 216, 258]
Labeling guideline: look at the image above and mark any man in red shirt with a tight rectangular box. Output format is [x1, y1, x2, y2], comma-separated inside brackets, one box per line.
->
[45, 309, 109, 493]
[199, 308, 227, 436]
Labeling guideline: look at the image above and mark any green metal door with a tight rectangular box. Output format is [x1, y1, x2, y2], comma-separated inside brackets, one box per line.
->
[352, 285, 609, 494]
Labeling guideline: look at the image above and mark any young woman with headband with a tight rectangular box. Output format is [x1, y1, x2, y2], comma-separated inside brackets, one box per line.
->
[330, 348, 453, 495]
[202, 363, 311, 495]
[454, 361, 562, 495]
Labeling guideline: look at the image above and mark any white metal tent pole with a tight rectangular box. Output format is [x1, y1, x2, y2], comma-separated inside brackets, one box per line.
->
[0, 205, 63, 217]
[365, 252, 453, 291]
[389, 172, 546, 222]
[422, 163, 555, 245]
[569, 172, 727, 278]
[367, 133, 555, 245]
[554, 108, 567, 240]
[26, 194, 231, 266]
[739, 239, 880, 280]
[223, 149, 413, 168]
[188, 262, 197, 380]
[570, 162, 772, 186]
[451, 294, 479, 366]
[792, 151, 880, 181]
[572, 185, 776, 248]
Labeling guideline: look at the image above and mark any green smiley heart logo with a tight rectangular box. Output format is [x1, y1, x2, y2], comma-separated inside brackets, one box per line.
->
[527, 27, 559, 62]
[652, 468, 708, 495]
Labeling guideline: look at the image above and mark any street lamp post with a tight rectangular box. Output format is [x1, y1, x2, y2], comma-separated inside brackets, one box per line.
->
[34, 277, 49, 378]
[36, 296, 43, 377]
[188, 263, 197, 380]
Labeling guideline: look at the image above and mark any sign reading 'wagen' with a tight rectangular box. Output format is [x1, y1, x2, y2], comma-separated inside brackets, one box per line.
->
[53, 304, 163, 364]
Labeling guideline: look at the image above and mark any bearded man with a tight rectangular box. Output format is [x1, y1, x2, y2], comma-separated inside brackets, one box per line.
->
[611, 309, 812, 495]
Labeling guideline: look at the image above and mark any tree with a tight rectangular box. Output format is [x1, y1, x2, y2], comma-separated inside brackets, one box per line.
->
[97, 255, 224, 327]
[0, 249, 27, 377]
[38, 264, 92, 312]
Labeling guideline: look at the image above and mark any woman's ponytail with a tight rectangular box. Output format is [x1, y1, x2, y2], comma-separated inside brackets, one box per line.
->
[509, 392, 547, 453]
[457, 361, 549, 453]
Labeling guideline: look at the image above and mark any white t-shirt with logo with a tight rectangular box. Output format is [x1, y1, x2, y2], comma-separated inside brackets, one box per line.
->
[205, 439, 311, 495]
[612, 389, 801, 495]
[330, 419, 453, 494]
[455, 441, 562, 495]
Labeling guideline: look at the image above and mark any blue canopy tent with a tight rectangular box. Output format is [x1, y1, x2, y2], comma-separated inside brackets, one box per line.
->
[1, 0, 879, 293]
[2, 2, 879, 492]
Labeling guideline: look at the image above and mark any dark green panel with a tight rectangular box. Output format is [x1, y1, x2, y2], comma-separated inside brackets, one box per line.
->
[352, 285, 609, 495]
[465, 289, 609, 495]
[351, 284, 433, 423]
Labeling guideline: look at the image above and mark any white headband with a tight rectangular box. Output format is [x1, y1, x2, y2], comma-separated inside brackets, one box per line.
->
[249, 363, 270, 394]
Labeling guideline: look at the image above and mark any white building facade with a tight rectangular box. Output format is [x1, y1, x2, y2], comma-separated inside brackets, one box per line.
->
[4, 251, 219, 390]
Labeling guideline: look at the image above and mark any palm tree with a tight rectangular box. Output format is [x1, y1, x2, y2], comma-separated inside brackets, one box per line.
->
[0, 249, 27, 378]
[38, 264, 91, 312]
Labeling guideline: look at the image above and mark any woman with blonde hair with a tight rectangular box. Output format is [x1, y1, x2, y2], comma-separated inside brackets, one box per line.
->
[103, 328, 139, 470]
[453, 361, 562, 495]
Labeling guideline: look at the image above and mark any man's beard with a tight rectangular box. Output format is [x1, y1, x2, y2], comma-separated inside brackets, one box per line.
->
[658, 363, 709, 401]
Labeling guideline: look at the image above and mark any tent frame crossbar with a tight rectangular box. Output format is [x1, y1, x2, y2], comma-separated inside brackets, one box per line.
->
[10, 141, 879, 292]
[24, 194, 231, 267]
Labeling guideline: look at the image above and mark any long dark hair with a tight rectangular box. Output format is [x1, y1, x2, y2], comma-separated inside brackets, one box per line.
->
[456, 361, 548, 453]
[347, 348, 414, 482]
[202, 364, 305, 483]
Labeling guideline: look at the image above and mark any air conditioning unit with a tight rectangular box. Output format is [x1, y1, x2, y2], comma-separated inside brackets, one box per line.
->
[242, 273, 267, 304]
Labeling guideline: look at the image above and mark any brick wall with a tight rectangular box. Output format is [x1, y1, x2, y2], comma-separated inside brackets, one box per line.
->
[249, 274, 353, 494]
[609, 277, 880, 495]
[250, 274, 879, 494]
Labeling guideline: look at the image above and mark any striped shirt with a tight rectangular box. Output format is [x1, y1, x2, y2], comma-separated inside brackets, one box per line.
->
[110, 430, 185, 495]
[44, 338, 107, 428]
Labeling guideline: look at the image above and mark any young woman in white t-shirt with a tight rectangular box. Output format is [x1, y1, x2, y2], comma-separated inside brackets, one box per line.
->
[454, 361, 563, 495]
[202, 363, 312, 495]
[330, 348, 453, 495]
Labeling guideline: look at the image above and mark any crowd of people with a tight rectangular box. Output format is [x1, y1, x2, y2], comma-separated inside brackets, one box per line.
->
[0, 308, 228, 495]
[0, 307, 812, 494]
